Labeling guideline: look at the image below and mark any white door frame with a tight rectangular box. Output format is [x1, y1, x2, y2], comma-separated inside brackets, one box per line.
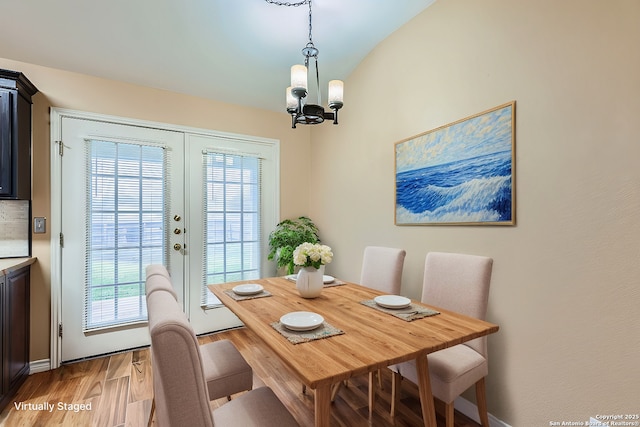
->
[50, 108, 280, 368]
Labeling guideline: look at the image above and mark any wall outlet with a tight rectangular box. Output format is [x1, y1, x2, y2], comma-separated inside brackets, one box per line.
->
[34, 217, 46, 234]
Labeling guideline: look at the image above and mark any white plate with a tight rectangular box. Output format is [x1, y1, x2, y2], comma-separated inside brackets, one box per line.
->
[232, 283, 264, 296]
[374, 295, 411, 309]
[323, 275, 335, 284]
[280, 311, 324, 331]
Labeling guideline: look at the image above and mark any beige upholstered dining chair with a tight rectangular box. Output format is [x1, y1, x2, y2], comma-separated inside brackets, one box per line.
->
[360, 246, 407, 295]
[147, 289, 299, 427]
[330, 246, 406, 412]
[145, 265, 178, 300]
[360, 246, 406, 388]
[145, 266, 254, 425]
[388, 252, 493, 427]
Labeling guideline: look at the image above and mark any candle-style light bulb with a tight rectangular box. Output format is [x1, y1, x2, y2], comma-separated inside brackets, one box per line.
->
[328, 80, 344, 109]
[291, 65, 308, 91]
[286, 87, 297, 112]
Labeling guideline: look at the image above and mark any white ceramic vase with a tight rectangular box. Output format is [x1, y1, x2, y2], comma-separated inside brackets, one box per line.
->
[296, 265, 325, 298]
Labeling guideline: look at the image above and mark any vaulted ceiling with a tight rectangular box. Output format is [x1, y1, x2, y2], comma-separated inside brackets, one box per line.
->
[0, 0, 435, 112]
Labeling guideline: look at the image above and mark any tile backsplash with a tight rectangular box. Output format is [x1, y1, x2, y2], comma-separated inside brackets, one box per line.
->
[0, 200, 30, 257]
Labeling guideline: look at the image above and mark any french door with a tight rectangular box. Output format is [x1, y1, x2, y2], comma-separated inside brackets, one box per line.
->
[186, 133, 278, 335]
[52, 110, 279, 363]
[58, 117, 185, 361]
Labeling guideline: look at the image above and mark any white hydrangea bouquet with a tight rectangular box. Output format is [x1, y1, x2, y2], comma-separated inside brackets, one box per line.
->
[293, 242, 333, 269]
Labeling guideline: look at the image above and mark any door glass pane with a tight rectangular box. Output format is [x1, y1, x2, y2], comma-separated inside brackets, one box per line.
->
[201, 152, 261, 307]
[84, 140, 167, 331]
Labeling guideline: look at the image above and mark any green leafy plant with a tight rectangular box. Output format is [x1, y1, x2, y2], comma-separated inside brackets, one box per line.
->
[267, 216, 320, 274]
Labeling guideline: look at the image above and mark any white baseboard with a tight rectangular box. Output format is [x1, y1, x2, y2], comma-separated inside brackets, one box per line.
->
[455, 396, 511, 427]
[29, 359, 51, 374]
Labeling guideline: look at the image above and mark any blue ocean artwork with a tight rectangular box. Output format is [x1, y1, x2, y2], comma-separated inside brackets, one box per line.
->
[395, 103, 514, 224]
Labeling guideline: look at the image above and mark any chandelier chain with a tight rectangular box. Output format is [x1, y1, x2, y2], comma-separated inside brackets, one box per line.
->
[264, 0, 309, 7]
[265, 0, 314, 44]
[307, 0, 313, 45]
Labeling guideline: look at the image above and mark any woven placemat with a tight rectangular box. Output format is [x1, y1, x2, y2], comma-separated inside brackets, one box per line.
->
[283, 275, 347, 287]
[223, 289, 272, 301]
[271, 321, 345, 344]
[360, 300, 440, 322]
[323, 279, 347, 288]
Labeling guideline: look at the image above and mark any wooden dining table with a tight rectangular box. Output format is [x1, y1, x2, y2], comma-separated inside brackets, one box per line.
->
[209, 277, 499, 427]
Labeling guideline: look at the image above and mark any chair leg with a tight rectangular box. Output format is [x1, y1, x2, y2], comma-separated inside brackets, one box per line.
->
[302, 384, 306, 394]
[368, 371, 375, 417]
[475, 377, 490, 427]
[444, 402, 455, 427]
[390, 371, 402, 418]
[147, 398, 155, 427]
[330, 381, 342, 401]
[377, 368, 383, 390]
[331, 381, 347, 402]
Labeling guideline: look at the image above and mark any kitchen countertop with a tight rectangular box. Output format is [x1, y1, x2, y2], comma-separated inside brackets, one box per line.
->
[0, 257, 36, 275]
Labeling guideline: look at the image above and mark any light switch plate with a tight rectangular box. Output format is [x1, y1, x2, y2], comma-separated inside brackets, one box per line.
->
[34, 217, 46, 234]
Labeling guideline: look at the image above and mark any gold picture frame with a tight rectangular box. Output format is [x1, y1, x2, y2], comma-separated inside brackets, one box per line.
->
[395, 101, 516, 225]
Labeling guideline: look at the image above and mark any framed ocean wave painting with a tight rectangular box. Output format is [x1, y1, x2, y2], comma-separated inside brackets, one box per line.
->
[395, 101, 516, 225]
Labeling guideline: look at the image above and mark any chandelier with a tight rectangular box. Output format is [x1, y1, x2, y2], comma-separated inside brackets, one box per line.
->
[266, 0, 344, 129]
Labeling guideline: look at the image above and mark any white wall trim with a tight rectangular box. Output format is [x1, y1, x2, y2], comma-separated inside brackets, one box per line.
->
[49, 107, 280, 368]
[29, 359, 51, 374]
[50, 109, 63, 370]
[455, 396, 511, 427]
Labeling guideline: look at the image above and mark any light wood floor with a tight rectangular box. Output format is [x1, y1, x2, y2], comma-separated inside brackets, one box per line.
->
[0, 328, 481, 427]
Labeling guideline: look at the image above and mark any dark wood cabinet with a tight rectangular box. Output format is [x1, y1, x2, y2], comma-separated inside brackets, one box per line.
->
[0, 265, 31, 412]
[0, 69, 38, 200]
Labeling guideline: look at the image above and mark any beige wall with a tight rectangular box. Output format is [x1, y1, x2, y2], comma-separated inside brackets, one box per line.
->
[310, 0, 640, 425]
[0, 57, 311, 363]
[3, 0, 640, 424]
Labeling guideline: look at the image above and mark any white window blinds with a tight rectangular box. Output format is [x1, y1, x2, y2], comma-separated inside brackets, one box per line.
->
[84, 139, 168, 331]
[201, 151, 261, 308]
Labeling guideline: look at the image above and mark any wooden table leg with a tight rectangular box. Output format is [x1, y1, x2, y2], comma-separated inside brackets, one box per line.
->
[314, 383, 332, 427]
[416, 353, 437, 427]
[368, 371, 375, 417]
